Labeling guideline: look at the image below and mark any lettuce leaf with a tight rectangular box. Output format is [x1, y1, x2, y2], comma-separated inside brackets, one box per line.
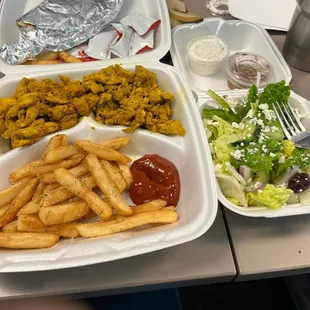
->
[246, 184, 292, 209]
[259, 80, 290, 106]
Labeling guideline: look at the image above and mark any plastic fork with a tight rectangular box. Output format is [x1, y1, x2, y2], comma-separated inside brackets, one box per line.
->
[272, 101, 310, 149]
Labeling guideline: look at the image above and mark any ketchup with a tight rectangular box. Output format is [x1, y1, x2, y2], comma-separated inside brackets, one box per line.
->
[129, 154, 180, 206]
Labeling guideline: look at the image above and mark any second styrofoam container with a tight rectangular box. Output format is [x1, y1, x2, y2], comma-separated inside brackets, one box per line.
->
[198, 89, 310, 218]
[0, 0, 171, 75]
[0, 61, 218, 272]
[170, 18, 292, 96]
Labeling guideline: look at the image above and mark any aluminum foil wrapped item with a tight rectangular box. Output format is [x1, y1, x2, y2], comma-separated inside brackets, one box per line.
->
[0, 0, 123, 65]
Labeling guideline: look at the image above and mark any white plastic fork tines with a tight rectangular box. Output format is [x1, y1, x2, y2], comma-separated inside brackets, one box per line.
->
[272, 101, 310, 148]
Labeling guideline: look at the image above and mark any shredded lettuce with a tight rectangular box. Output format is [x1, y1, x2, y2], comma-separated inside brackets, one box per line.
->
[247, 184, 292, 209]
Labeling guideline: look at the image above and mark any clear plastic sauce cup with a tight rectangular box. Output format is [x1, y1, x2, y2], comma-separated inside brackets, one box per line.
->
[187, 35, 228, 76]
[225, 52, 274, 89]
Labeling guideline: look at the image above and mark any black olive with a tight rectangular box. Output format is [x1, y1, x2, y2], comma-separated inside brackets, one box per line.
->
[288, 173, 310, 193]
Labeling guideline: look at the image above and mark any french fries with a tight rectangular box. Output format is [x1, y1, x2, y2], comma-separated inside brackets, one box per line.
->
[0, 134, 178, 249]
[17, 215, 79, 239]
[45, 145, 83, 164]
[86, 154, 132, 216]
[99, 137, 131, 150]
[59, 51, 82, 63]
[39, 200, 90, 225]
[10, 154, 84, 182]
[117, 163, 133, 189]
[0, 232, 59, 249]
[101, 160, 127, 193]
[76, 140, 131, 164]
[54, 168, 113, 220]
[0, 178, 39, 227]
[0, 177, 30, 207]
[77, 210, 178, 238]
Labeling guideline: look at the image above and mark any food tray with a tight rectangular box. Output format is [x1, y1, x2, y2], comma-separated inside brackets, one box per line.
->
[0, 0, 171, 75]
[198, 89, 310, 218]
[170, 18, 292, 96]
[0, 61, 217, 272]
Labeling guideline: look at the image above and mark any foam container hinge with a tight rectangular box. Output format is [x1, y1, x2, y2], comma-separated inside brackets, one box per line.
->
[170, 18, 292, 96]
[198, 90, 310, 218]
[0, 0, 171, 75]
[0, 62, 218, 272]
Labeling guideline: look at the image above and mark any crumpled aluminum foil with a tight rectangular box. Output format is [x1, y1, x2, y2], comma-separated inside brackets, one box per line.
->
[0, 0, 123, 65]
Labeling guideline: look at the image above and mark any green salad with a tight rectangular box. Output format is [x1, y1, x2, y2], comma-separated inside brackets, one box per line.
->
[202, 81, 310, 209]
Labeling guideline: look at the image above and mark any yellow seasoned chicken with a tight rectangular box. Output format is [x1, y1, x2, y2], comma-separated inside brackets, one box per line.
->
[86, 65, 186, 136]
[0, 65, 185, 149]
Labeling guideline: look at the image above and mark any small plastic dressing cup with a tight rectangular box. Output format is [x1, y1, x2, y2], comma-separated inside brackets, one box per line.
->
[187, 35, 228, 76]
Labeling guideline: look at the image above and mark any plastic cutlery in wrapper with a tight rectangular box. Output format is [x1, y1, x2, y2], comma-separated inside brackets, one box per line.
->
[0, 0, 123, 65]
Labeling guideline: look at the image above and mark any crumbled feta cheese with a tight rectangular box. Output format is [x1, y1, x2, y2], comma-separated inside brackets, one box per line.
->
[231, 150, 244, 160]
[271, 126, 278, 132]
[258, 134, 266, 144]
[240, 142, 245, 147]
[257, 119, 264, 127]
[270, 153, 276, 158]
[232, 122, 239, 128]
[259, 103, 269, 110]
[278, 155, 285, 164]
[262, 145, 268, 153]
[239, 123, 245, 130]
[263, 109, 276, 121]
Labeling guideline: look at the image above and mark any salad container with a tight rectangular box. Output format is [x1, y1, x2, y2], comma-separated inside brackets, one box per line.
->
[0, 0, 218, 272]
[199, 89, 310, 218]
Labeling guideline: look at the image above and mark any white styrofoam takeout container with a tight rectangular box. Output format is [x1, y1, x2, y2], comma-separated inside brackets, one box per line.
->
[198, 90, 310, 218]
[0, 61, 218, 272]
[170, 18, 292, 96]
[0, 0, 171, 75]
[0, 0, 218, 272]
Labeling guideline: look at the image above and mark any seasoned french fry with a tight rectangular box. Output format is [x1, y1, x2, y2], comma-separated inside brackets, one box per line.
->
[0, 177, 30, 208]
[10, 154, 84, 182]
[77, 210, 178, 238]
[59, 51, 82, 63]
[101, 160, 127, 193]
[10, 160, 45, 182]
[131, 199, 167, 215]
[54, 168, 112, 220]
[0, 232, 59, 249]
[37, 51, 60, 61]
[44, 183, 60, 194]
[0, 178, 39, 227]
[18, 181, 46, 215]
[86, 155, 132, 216]
[39, 201, 90, 225]
[45, 145, 83, 164]
[42, 160, 89, 184]
[42, 134, 67, 159]
[3, 220, 18, 232]
[80, 210, 97, 221]
[17, 215, 79, 238]
[117, 163, 133, 189]
[76, 140, 131, 164]
[99, 137, 130, 150]
[0, 205, 10, 218]
[43, 173, 96, 206]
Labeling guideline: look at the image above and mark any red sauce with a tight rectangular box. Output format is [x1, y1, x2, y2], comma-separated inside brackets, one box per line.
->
[129, 154, 181, 206]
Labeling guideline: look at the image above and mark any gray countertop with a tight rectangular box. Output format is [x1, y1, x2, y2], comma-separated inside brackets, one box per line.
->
[0, 209, 236, 300]
[224, 33, 310, 281]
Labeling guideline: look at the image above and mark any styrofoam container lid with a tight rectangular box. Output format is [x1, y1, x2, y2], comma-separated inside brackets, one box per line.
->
[198, 89, 310, 218]
[0, 61, 218, 272]
[0, 0, 171, 76]
[170, 18, 292, 97]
